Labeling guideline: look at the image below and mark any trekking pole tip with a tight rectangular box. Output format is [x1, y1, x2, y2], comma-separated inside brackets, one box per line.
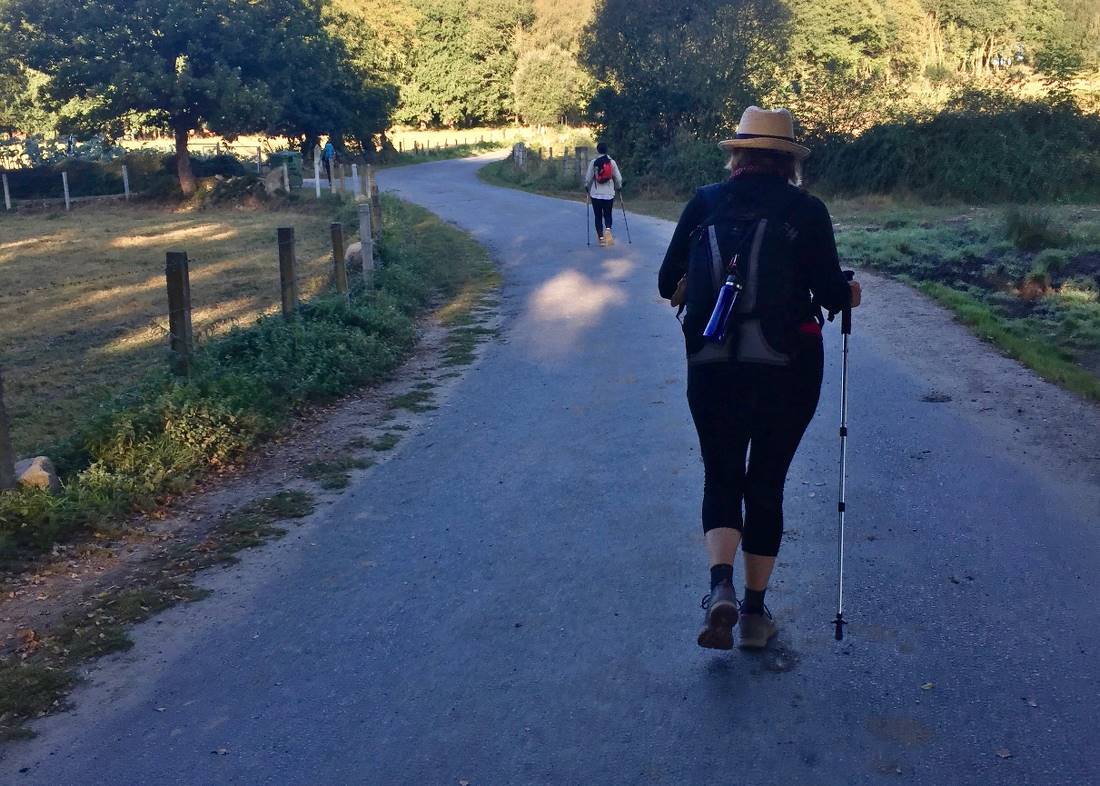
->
[833, 613, 846, 640]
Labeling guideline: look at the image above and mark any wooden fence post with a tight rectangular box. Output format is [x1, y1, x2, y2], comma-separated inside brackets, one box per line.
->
[0, 365, 14, 491]
[122, 165, 131, 200]
[331, 222, 349, 303]
[165, 251, 194, 374]
[367, 166, 381, 238]
[277, 227, 299, 319]
[2, 173, 10, 211]
[61, 171, 71, 211]
[314, 157, 322, 198]
[358, 203, 374, 279]
[398, 140, 404, 153]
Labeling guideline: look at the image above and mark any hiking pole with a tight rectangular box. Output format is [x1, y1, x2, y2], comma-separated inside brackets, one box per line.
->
[833, 270, 855, 641]
[618, 191, 632, 243]
[585, 193, 591, 247]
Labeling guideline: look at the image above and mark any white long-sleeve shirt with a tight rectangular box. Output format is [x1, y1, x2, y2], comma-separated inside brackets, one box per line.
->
[585, 156, 623, 199]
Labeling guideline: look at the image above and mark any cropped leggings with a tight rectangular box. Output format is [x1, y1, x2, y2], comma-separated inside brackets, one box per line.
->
[687, 337, 823, 557]
[591, 197, 614, 236]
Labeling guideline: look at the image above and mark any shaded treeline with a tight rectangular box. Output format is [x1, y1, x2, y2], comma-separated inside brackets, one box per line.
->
[581, 0, 1100, 200]
[1, 0, 1098, 198]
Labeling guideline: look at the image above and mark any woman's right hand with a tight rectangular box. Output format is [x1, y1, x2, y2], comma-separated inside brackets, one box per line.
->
[848, 280, 862, 308]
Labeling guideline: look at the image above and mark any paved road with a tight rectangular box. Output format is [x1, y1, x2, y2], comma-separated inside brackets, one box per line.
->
[8, 156, 1100, 784]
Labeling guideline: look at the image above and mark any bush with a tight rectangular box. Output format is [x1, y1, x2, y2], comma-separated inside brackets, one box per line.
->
[807, 103, 1100, 202]
[1005, 207, 1070, 251]
[0, 196, 491, 557]
[3, 160, 123, 199]
[2, 151, 254, 200]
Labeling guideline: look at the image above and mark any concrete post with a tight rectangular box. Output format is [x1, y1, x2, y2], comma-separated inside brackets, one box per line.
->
[282, 162, 290, 192]
[256, 147, 262, 174]
[165, 252, 194, 375]
[2, 173, 10, 211]
[62, 171, 71, 211]
[122, 165, 131, 200]
[351, 163, 360, 197]
[367, 166, 381, 238]
[314, 157, 322, 198]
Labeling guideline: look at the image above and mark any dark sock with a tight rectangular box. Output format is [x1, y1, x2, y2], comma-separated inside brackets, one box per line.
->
[743, 587, 767, 614]
[709, 564, 733, 589]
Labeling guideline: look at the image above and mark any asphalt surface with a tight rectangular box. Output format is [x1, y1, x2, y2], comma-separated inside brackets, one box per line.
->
[7, 155, 1100, 785]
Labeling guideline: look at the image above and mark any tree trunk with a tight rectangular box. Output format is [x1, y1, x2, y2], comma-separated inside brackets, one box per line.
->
[0, 366, 16, 491]
[175, 126, 196, 196]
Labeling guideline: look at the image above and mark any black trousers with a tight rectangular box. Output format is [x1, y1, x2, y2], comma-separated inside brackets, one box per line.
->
[686, 336, 823, 557]
[591, 197, 614, 236]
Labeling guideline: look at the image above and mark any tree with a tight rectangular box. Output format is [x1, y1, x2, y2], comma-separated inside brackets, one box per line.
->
[2, 0, 390, 194]
[513, 45, 590, 124]
[400, 0, 533, 127]
[582, 0, 792, 168]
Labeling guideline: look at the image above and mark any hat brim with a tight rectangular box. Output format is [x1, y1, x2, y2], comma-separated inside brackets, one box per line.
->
[719, 137, 810, 160]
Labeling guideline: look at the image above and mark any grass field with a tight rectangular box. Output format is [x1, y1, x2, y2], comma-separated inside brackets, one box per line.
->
[0, 202, 347, 455]
[480, 157, 1100, 400]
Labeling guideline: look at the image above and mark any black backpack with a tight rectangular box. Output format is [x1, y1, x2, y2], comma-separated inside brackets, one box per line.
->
[679, 183, 806, 362]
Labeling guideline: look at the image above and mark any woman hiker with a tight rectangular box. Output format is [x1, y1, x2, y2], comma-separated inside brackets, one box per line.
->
[585, 142, 623, 247]
[657, 107, 862, 650]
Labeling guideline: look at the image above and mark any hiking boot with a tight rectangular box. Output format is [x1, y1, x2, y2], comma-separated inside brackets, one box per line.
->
[604, 229, 614, 246]
[738, 606, 778, 649]
[697, 581, 738, 650]
[597, 234, 607, 247]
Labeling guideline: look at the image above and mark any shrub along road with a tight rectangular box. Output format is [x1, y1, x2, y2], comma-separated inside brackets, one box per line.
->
[6, 155, 1100, 784]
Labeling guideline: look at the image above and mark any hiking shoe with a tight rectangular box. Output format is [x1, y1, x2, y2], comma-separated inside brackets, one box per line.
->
[597, 235, 607, 247]
[604, 229, 615, 246]
[738, 606, 778, 650]
[697, 581, 738, 650]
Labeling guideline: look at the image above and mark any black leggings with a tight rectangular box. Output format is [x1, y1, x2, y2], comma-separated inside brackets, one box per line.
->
[591, 197, 614, 236]
[686, 337, 823, 557]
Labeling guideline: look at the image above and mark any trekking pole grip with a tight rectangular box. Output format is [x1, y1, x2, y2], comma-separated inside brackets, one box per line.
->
[841, 270, 855, 335]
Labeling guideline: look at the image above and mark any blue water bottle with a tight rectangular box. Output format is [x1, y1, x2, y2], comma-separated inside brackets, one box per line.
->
[703, 258, 743, 343]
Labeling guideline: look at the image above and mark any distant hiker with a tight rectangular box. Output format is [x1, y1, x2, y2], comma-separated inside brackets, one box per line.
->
[585, 142, 623, 247]
[657, 107, 863, 651]
[322, 138, 336, 185]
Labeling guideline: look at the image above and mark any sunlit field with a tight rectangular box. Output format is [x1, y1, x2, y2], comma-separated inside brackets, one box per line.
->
[0, 204, 342, 454]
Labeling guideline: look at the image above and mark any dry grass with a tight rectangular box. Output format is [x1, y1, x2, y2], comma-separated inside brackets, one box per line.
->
[0, 202, 345, 455]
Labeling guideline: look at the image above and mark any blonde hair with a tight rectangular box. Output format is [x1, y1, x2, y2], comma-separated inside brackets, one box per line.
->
[725, 149, 803, 187]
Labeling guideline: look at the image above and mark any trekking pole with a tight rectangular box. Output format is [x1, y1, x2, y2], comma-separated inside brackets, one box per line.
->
[618, 191, 632, 244]
[833, 270, 855, 641]
[585, 193, 591, 247]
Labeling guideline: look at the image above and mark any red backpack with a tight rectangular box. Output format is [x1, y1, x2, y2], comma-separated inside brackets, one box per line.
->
[594, 155, 614, 184]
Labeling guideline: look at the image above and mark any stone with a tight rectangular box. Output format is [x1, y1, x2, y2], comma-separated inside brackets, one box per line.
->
[263, 168, 285, 194]
[344, 241, 362, 269]
[16, 456, 60, 493]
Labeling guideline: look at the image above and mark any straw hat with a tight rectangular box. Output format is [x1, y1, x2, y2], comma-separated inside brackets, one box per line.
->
[718, 106, 810, 160]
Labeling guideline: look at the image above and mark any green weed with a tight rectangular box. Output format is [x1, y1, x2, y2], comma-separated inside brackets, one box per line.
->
[388, 390, 436, 413]
[303, 457, 372, 490]
[1005, 207, 1070, 251]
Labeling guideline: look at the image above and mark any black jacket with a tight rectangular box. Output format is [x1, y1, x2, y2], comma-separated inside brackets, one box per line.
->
[658, 174, 851, 323]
